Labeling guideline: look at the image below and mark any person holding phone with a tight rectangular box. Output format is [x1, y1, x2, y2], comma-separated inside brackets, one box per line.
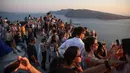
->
[112, 38, 130, 73]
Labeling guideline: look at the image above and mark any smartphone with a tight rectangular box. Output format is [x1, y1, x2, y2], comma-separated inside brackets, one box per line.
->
[4, 60, 20, 73]
[116, 39, 120, 46]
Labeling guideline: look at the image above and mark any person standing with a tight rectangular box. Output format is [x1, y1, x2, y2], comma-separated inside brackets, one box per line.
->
[27, 37, 38, 65]
[58, 26, 85, 57]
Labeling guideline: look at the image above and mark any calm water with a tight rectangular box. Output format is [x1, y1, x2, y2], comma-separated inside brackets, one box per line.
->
[1, 13, 130, 49]
[55, 15, 130, 49]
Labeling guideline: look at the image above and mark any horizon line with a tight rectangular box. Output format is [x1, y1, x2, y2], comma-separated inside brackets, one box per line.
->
[0, 8, 130, 16]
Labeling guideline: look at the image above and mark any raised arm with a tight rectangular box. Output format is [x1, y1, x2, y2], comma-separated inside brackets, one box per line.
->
[82, 60, 126, 73]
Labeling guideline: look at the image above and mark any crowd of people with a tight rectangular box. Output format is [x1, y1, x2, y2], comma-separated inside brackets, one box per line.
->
[0, 12, 130, 73]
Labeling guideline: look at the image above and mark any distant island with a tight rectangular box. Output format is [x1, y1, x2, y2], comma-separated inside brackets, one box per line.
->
[1, 9, 130, 20]
[51, 9, 130, 20]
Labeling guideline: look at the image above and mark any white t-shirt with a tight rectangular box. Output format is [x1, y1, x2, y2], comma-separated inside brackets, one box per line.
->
[58, 37, 84, 56]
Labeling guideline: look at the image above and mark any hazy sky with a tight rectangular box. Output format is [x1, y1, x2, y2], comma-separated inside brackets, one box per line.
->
[0, 0, 130, 15]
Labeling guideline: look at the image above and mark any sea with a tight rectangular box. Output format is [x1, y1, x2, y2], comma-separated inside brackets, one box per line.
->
[0, 13, 130, 49]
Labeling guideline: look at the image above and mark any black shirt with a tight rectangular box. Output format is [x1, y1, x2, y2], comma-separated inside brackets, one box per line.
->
[27, 44, 37, 62]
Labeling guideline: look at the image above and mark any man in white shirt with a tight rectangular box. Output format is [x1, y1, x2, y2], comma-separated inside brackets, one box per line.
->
[58, 26, 85, 57]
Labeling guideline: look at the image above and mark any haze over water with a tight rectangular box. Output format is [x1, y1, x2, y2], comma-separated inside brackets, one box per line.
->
[0, 0, 130, 16]
[0, 0, 130, 49]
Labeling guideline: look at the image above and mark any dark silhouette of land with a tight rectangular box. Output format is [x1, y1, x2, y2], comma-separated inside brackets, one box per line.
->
[51, 9, 130, 20]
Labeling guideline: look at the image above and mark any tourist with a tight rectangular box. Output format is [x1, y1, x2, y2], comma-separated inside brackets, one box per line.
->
[27, 37, 38, 65]
[58, 26, 85, 57]
[112, 38, 130, 73]
[14, 46, 125, 73]
[94, 42, 108, 59]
